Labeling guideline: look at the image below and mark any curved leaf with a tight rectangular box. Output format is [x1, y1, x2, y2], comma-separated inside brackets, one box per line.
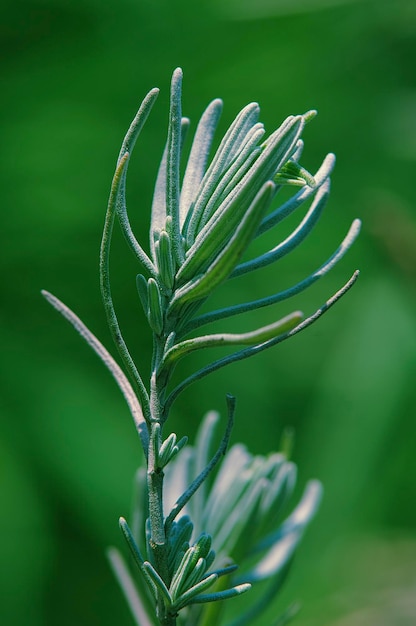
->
[169, 182, 275, 313]
[160, 311, 303, 371]
[185, 102, 261, 244]
[243, 480, 323, 582]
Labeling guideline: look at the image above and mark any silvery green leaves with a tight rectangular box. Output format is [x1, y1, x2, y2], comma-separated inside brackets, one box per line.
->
[43, 67, 359, 426]
[125, 411, 322, 626]
[164, 413, 322, 582]
[107, 67, 360, 405]
[158, 102, 308, 314]
[117, 514, 250, 620]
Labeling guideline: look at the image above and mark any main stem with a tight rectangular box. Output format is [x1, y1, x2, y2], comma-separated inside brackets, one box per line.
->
[148, 338, 176, 626]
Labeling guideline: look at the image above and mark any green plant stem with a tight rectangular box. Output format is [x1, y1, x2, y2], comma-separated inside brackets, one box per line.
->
[148, 337, 177, 625]
[161, 614, 177, 626]
[147, 440, 170, 622]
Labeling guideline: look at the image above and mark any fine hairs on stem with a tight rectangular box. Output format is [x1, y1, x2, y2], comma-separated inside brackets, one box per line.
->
[43, 68, 359, 626]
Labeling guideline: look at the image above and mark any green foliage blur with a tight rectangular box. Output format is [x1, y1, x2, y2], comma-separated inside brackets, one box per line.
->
[1, 0, 416, 624]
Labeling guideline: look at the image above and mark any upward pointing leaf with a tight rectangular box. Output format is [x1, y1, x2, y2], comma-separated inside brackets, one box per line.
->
[160, 311, 303, 371]
[169, 181, 275, 315]
[180, 98, 223, 226]
[167, 68, 184, 265]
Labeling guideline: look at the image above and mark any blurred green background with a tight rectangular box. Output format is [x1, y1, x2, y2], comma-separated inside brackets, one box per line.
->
[1, 0, 416, 624]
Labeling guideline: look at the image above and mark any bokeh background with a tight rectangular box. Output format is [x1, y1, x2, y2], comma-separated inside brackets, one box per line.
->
[1, 0, 416, 624]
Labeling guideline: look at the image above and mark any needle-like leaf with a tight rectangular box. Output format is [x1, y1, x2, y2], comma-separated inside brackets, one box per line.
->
[180, 99, 223, 226]
[257, 152, 336, 236]
[232, 179, 330, 278]
[183, 218, 361, 334]
[185, 102, 261, 245]
[113, 88, 160, 273]
[169, 182, 275, 314]
[164, 395, 235, 528]
[160, 312, 303, 371]
[187, 583, 251, 605]
[151, 117, 190, 259]
[167, 68, 184, 265]
[166, 271, 359, 411]
[41, 290, 150, 449]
